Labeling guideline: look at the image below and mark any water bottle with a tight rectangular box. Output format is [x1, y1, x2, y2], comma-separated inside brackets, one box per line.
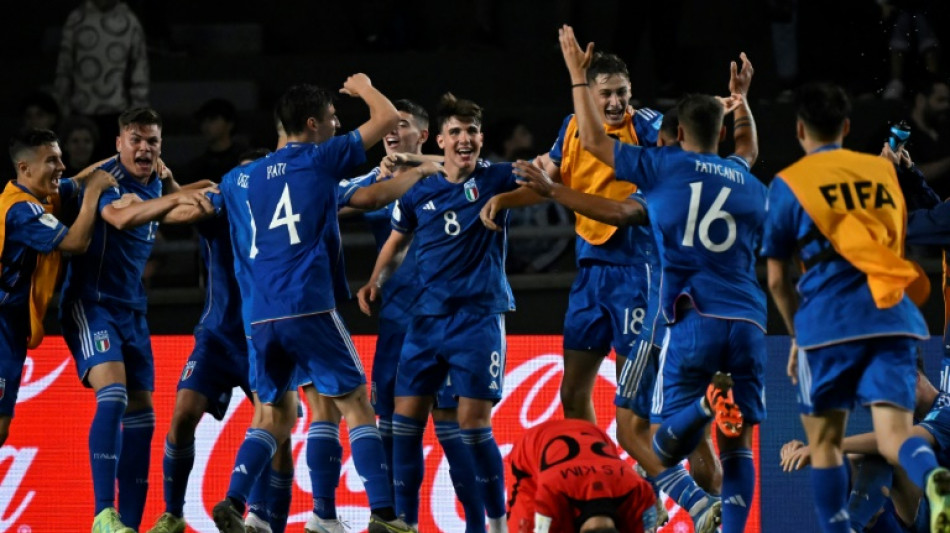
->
[888, 120, 911, 152]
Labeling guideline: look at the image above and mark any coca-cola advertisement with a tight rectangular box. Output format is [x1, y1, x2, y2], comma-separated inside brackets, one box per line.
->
[1, 335, 761, 532]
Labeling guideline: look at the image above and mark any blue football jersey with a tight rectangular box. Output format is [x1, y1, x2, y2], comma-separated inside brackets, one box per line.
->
[0, 182, 73, 308]
[193, 212, 245, 346]
[247, 133, 366, 322]
[341, 168, 420, 319]
[613, 144, 767, 329]
[392, 161, 519, 316]
[61, 157, 162, 311]
[549, 110, 663, 266]
[761, 175, 928, 348]
[212, 157, 269, 330]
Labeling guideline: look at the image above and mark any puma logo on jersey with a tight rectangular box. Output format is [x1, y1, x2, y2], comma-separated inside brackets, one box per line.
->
[819, 181, 896, 210]
[423, 200, 437, 211]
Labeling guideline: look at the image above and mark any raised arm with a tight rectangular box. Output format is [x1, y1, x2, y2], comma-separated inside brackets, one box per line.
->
[357, 230, 412, 315]
[57, 171, 117, 253]
[729, 53, 758, 167]
[559, 25, 615, 167]
[513, 160, 645, 227]
[340, 73, 400, 150]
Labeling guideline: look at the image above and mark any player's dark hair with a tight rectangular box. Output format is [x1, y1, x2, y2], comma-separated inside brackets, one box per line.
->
[18, 91, 61, 120]
[581, 529, 619, 533]
[795, 82, 850, 142]
[9, 128, 59, 164]
[238, 147, 270, 164]
[395, 99, 429, 130]
[277, 84, 334, 136]
[118, 107, 163, 131]
[586, 52, 630, 83]
[675, 94, 724, 151]
[436, 93, 482, 130]
[60, 115, 101, 148]
[659, 106, 679, 142]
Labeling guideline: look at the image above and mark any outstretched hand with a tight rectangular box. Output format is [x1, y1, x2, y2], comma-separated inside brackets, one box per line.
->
[729, 52, 754, 96]
[513, 160, 557, 198]
[559, 25, 594, 83]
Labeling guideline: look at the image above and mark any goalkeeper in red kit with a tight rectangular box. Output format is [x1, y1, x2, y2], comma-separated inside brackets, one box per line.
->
[508, 418, 657, 533]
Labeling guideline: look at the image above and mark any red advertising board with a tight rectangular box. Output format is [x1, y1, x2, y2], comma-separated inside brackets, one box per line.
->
[0, 335, 759, 532]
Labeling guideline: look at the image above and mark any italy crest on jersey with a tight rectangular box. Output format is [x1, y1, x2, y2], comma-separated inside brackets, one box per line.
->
[464, 178, 479, 202]
[181, 360, 197, 381]
[0, 377, 5, 400]
[94, 331, 110, 353]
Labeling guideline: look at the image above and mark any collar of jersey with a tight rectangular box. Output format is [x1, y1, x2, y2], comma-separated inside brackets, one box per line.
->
[810, 143, 841, 154]
[12, 181, 46, 202]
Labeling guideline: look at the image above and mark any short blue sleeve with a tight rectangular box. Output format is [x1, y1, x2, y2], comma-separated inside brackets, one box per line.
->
[548, 114, 573, 165]
[58, 177, 78, 200]
[316, 130, 368, 177]
[491, 162, 521, 192]
[6, 202, 67, 253]
[208, 190, 225, 213]
[760, 178, 798, 260]
[613, 142, 660, 192]
[338, 170, 379, 209]
[633, 108, 664, 147]
[391, 192, 417, 234]
[97, 186, 123, 213]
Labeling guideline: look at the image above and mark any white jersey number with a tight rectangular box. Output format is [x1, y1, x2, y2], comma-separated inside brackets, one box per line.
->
[269, 184, 302, 245]
[443, 210, 461, 236]
[247, 201, 259, 258]
[682, 182, 736, 253]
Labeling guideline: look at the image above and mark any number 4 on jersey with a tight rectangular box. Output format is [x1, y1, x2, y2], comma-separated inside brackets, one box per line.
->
[270, 183, 301, 245]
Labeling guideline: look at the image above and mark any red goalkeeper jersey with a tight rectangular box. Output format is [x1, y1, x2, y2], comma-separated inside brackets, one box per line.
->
[508, 418, 655, 533]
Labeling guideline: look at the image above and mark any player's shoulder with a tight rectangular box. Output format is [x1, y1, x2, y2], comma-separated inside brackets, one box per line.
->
[7, 199, 45, 221]
[633, 107, 663, 124]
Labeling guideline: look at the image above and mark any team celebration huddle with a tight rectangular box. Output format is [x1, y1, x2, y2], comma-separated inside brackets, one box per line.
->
[6, 22, 950, 533]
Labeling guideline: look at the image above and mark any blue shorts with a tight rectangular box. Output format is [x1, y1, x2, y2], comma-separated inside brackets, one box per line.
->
[250, 310, 365, 404]
[0, 307, 29, 417]
[178, 329, 252, 420]
[61, 300, 154, 391]
[564, 263, 649, 354]
[614, 338, 659, 419]
[797, 336, 917, 415]
[651, 310, 766, 425]
[396, 312, 506, 402]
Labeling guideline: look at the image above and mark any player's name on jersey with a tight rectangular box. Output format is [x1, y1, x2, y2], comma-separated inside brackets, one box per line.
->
[266, 162, 287, 180]
[818, 181, 896, 210]
[693, 160, 745, 184]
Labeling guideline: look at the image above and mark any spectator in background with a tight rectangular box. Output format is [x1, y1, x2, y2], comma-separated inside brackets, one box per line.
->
[19, 91, 61, 132]
[768, 0, 798, 101]
[54, 0, 149, 159]
[504, 147, 572, 274]
[184, 98, 245, 186]
[907, 74, 950, 199]
[485, 117, 534, 163]
[881, 0, 941, 100]
[60, 116, 100, 177]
